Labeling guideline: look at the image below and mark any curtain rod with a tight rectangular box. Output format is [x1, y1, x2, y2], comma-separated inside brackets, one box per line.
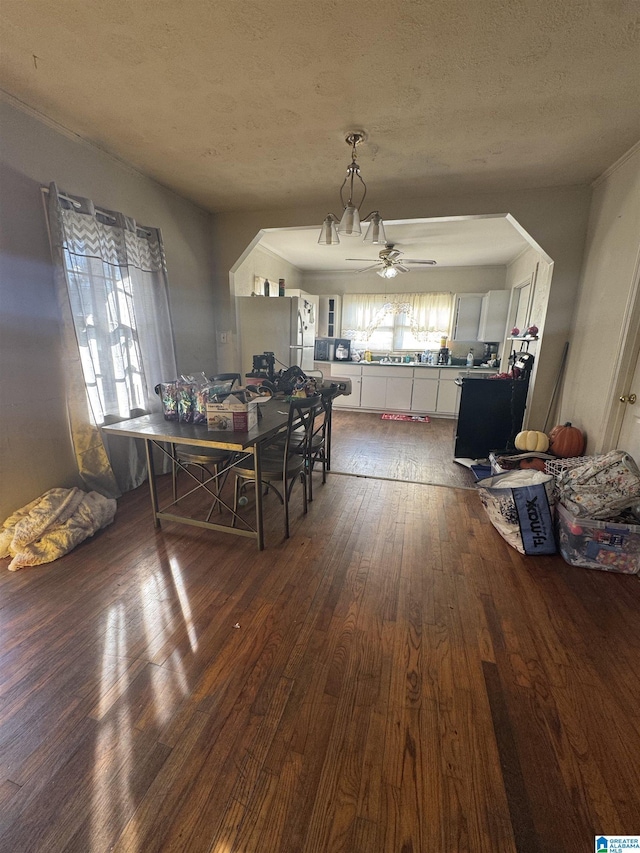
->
[41, 186, 82, 209]
[40, 186, 153, 234]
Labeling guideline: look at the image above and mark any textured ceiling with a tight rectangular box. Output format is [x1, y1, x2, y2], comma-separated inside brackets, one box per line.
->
[1, 0, 639, 213]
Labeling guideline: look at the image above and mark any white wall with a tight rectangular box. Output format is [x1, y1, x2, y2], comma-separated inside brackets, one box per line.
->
[559, 144, 640, 450]
[0, 98, 216, 520]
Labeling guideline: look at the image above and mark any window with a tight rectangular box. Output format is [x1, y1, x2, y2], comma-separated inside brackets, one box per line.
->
[341, 292, 453, 351]
[64, 246, 148, 424]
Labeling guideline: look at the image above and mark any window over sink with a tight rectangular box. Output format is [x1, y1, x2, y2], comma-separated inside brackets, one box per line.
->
[341, 292, 453, 351]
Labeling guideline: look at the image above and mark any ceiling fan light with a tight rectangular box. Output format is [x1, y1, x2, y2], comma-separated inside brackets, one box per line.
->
[338, 205, 361, 236]
[318, 214, 340, 245]
[363, 212, 387, 245]
[377, 265, 398, 279]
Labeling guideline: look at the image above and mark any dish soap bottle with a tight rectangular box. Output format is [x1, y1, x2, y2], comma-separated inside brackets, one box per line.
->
[466, 348, 474, 368]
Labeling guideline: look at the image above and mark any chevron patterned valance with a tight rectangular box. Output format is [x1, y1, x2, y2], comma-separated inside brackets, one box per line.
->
[47, 184, 166, 273]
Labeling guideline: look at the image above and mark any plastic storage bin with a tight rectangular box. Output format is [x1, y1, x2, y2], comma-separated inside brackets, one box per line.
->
[556, 502, 640, 574]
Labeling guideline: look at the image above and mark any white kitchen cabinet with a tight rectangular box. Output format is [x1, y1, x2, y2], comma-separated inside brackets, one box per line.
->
[385, 377, 413, 410]
[477, 290, 510, 342]
[318, 294, 341, 338]
[436, 376, 461, 414]
[451, 294, 483, 341]
[411, 372, 439, 412]
[329, 364, 496, 416]
[331, 363, 361, 408]
[360, 374, 385, 408]
[360, 366, 412, 411]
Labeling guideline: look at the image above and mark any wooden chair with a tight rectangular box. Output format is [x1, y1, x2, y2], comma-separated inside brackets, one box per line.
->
[232, 395, 321, 538]
[307, 384, 339, 496]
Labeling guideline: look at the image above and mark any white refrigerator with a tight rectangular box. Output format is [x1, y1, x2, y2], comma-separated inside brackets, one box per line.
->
[237, 296, 316, 376]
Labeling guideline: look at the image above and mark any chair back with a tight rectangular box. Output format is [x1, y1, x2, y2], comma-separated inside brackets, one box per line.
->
[209, 373, 241, 388]
[283, 395, 322, 463]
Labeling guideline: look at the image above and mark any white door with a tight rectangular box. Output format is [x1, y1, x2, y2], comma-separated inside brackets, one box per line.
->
[617, 347, 640, 467]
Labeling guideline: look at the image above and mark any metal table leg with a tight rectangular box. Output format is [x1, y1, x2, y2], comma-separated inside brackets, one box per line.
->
[145, 438, 161, 528]
[254, 440, 264, 550]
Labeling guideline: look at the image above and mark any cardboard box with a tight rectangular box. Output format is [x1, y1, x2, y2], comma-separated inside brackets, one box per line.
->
[556, 502, 640, 574]
[206, 396, 258, 432]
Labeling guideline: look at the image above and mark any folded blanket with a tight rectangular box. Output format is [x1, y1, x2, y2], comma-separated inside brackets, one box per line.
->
[0, 487, 117, 572]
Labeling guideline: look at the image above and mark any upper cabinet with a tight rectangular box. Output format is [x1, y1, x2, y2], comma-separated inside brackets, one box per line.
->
[451, 294, 483, 340]
[451, 291, 510, 342]
[477, 290, 510, 342]
[318, 294, 341, 338]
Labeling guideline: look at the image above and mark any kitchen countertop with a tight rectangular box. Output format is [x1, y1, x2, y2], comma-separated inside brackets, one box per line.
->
[332, 361, 496, 369]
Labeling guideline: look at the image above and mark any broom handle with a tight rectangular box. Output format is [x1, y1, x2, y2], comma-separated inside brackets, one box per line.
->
[543, 341, 570, 432]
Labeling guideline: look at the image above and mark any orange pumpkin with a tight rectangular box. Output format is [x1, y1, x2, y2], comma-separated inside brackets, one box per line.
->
[548, 422, 585, 458]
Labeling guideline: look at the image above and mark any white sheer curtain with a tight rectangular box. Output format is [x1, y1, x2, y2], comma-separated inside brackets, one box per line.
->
[46, 183, 178, 495]
[341, 291, 453, 346]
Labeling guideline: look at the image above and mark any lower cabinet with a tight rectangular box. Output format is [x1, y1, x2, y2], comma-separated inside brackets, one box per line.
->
[410, 376, 439, 412]
[361, 369, 413, 411]
[435, 376, 461, 415]
[331, 364, 362, 408]
[332, 364, 495, 415]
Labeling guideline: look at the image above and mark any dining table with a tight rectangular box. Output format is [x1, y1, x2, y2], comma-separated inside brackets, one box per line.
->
[101, 399, 293, 550]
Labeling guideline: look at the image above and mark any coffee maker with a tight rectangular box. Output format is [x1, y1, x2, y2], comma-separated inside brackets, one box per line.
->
[437, 336, 450, 365]
[249, 351, 276, 381]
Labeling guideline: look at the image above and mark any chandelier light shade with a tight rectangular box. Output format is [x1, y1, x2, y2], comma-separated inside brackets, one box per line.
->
[363, 211, 386, 245]
[338, 205, 361, 236]
[318, 214, 340, 245]
[319, 131, 386, 246]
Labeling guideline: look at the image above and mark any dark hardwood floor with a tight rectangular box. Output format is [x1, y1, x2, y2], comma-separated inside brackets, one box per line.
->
[330, 410, 476, 488]
[1, 433, 639, 852]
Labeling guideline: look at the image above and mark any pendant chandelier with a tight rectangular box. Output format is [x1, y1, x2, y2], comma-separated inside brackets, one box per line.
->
[318, 132, 386, 246]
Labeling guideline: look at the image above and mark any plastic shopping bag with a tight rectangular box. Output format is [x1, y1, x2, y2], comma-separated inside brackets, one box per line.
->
[476, 469, 556, 555]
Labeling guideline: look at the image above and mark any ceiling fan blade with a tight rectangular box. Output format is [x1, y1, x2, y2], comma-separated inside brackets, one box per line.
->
[353, 264, 380, 273]
[402, 259, 437, 265]
[394, 264, 411, 273]
[386, 249, 403, 260]
[345, 258, 381, 262]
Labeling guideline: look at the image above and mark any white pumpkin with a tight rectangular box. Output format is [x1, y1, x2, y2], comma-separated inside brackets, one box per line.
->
[514, 430, 550, 453]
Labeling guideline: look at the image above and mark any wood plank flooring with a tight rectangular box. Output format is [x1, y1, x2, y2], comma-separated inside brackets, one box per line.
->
[330, 410, 476, 488]
[1, 453, 639, 851]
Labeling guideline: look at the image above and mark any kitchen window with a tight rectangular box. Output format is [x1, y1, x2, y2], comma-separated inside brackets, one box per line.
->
[341, 292, 453, 351]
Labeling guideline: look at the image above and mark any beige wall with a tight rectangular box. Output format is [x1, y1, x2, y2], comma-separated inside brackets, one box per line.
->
[0, 99, 216, 520]
[559, 144, 640, 451]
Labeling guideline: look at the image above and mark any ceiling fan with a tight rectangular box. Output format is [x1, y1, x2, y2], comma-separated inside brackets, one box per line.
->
[345, 244, 437, 278]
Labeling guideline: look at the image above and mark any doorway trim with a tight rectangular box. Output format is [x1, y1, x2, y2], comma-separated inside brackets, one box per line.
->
[599, 248, 640, 452]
